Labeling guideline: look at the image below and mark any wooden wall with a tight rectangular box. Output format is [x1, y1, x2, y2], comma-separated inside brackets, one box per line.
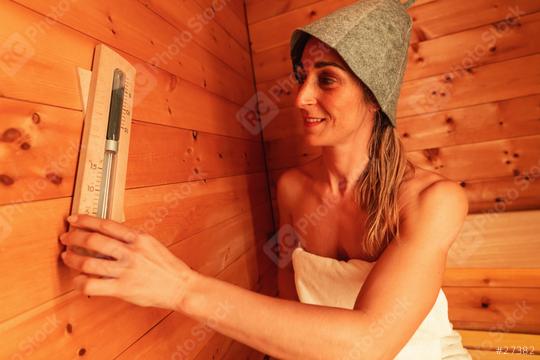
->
[0, 0, 274, 359]
[246, 0, 540, 358]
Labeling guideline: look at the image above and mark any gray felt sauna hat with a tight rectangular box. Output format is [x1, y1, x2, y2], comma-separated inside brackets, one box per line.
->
[290, 0, 416, 127]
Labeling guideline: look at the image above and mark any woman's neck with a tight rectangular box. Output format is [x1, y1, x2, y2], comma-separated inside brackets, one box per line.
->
[319, 127, 372, 199]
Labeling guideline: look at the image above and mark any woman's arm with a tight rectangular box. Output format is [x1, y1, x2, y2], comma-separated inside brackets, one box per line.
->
[60, 180, 467, 360]
[177, 180, 468, 360]
[180, 272, 371, 360]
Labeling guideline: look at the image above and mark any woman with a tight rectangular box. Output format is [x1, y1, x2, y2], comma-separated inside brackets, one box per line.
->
[60, 0, 472, 359]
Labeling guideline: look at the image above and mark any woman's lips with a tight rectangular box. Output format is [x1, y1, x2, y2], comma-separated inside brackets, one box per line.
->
[304, 118, 326, 127]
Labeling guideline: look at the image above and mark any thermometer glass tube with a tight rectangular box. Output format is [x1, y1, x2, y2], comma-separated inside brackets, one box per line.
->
[97, 68, 125, 219]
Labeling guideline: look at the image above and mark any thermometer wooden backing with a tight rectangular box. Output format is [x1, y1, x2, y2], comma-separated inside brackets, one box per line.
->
[71, 44, 135, 223]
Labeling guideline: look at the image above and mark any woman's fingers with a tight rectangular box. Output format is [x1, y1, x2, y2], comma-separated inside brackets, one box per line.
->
[62, 249, 127, 278]
[60, 228, 130, 261]
[73, 274, 120, 297]
[67, 214, 141, 244]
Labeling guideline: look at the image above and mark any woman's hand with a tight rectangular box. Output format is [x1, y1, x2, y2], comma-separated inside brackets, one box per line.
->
[59, 214, 196, 311]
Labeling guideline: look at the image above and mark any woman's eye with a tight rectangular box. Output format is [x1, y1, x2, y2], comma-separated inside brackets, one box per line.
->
[319, 77, 335, 85]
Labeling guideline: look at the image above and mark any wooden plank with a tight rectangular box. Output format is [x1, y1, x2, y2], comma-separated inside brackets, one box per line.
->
[138, 0, 252, 76]
[398, 53, 540, 118]
[14, 0, 252, 80]
[405, 11, 540, 81]
[0, 3, 255, 139]
[0, 203, 273, 359]
[0, 110, 265, 205]
[195, 0, 250, 50]
[0, 98, 83, 205]
[468, 349, 540, 359]
[443, 268, 540, 288]
[458, 329, 540, 353]
[126, 120, 265, 188]
[447, 209, 540, 268]
[398, 94, 540, 152]
[445, 287, 540, 334]
[408, 0, 540, 44]
[465, 175, 540, 214]
[0, 1, 252, 109]
[407, 134, 540, 182]
[0, 173, 270, 324]
[247, 0, 320, 24]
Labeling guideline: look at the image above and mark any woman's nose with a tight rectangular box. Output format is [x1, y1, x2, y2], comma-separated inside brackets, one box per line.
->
[294, 81, 316, 109]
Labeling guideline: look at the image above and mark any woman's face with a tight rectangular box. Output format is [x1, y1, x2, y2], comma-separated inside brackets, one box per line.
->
[294, 37, 375, 146]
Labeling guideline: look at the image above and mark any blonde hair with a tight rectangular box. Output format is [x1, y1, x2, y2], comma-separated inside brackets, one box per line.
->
[354, 83, 415, 261]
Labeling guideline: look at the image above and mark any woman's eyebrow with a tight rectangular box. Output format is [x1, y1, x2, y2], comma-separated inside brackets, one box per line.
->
[314, 61, 346, 71]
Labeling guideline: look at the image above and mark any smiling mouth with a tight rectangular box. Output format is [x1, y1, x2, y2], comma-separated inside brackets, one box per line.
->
[304, 117, 326, 127]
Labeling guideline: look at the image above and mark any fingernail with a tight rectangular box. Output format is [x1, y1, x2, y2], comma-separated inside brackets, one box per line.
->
[67, 215, 77, 223]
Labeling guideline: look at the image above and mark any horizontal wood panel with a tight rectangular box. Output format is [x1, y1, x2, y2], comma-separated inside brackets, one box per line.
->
[0, 4, 258, 141]
[407, 134, 540, 181]
[0, 1, 253, 110]
[0, 203, 273, 359]
[443, 268, 540, 288]
[248, 0, 320, 24]
[195, 0, 250, 50]
[448, 209, 540, 268]
[445, 287, 540, 334]
[468, 349, 540, 359]
[408, 0, 540, 44]
[398, 53, 540, 118]
[0, 107, 265, 206]
[126, 121, 265, 188]
[14, 0, 252, 80]
[138, 0, 251, 75]
[0, 173, 270, 323]
[459, 329, 540, 354]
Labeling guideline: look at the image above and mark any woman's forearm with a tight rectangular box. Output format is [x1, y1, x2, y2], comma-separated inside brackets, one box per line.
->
[177, 271, 374, 360]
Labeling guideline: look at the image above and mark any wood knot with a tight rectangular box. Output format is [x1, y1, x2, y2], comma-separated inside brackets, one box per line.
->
[66, 323, 73, 334]
[20, 142, 31, 150]
[309, 10, 317, 17]
[422, 148, 439, 161]
[402, 132, 410, 138]
[513, 169, 520, 176]
[78, 347, 86, 356]
[32, 112, 41, 124]
[480, 297, 490, 308]
[1, 128, 21, 142]
[46, 172, 63, 185]
[459, 181, 466, 187]
[218, 152, 223, 159]
[446, 116, 454, 124]
[192, 130, 198, 140]
[0, 174, 14, 186]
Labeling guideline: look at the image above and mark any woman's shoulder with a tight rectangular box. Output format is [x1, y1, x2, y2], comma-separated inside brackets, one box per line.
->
[399, 165, 467, 218]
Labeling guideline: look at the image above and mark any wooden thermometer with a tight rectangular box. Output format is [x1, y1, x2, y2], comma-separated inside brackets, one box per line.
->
[70, 44, 135, 257]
